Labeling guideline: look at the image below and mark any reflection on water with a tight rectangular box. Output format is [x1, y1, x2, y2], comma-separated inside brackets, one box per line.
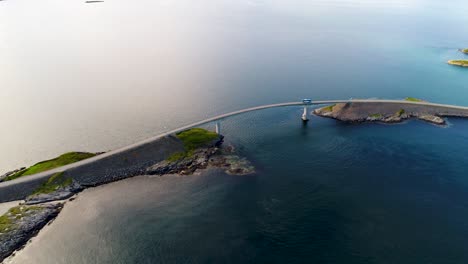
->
[1, 0, 468, 171]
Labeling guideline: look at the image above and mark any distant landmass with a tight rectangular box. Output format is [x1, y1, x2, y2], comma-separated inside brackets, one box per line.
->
[446, 48, 468, 68]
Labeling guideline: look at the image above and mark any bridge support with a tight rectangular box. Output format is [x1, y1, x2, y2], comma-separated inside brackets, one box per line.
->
[302, 106, 309, 122]
[215, 122, 221, 134]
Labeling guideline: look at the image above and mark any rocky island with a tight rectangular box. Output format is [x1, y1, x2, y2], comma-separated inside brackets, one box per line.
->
[313, 98, 468, 125]
[0, 128, 254, 262]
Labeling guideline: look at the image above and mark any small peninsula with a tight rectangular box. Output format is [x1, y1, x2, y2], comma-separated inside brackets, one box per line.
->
[313, 99, 468, 125]
[0, 128, 254, 262]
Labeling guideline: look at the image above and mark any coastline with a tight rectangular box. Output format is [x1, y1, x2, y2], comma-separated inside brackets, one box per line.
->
[4, 99, 468, 262]
[1, 168, 229, 263]
[0, 129, 255, 262]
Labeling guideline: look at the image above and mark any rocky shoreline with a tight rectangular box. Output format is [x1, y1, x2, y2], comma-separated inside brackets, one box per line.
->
[24, 180, 83, 206]
[0, 168, 26, 182]
[147, 144, 255, 177]
[0, 129, 254, 262]
[0, 204, 62, 262]
[313, 101, 457, 125]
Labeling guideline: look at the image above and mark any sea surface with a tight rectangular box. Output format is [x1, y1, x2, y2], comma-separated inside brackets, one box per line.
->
[2, 0, 468, 263]
[1, 0, 468, 171]
[7, 112, 468, 264]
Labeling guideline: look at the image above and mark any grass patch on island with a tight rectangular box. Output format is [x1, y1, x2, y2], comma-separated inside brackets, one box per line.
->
[369, 113, 383, 118]
[167, 128, 219, 162]
[176, 128, 219, 151]
[32, 172, 72, 195]
[167, 151, 191, 162]
[4, 152, 97, 182]
[0, 206, 40, 233]
[405, 97, 424, 102]
[0, 212, 14, 233]
[322, 104, 335, 112]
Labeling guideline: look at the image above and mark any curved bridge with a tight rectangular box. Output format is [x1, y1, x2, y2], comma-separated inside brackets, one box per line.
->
[2, 99, 468, 193]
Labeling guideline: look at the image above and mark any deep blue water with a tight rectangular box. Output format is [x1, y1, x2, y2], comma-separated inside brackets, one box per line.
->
[4, 0, 468, 263]
[10, 109, 468, 264]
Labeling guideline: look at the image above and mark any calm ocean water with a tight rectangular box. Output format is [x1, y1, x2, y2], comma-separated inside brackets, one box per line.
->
[8, 110, 468, 263]
[1, 0, 468, 171]
[3, 0, 468, 263]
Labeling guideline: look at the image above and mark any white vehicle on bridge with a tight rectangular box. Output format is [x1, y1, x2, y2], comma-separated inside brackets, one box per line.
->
[302, 99, 312, 104]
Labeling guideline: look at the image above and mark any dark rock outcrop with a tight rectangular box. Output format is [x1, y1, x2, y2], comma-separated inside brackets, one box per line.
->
[146, 143, 255, 177]
[146, 147, 219, 176]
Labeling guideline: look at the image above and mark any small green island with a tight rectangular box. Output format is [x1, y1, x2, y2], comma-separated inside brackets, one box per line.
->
[448, 60, 468, 67]
[461, 48, 468, 54]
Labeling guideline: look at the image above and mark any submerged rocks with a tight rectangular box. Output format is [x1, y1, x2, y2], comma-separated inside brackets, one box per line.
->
[209, 155, 255, 175]
[0, 204, 63, 262]
[417, 114, 445, 125]
[146, 147, 218, 176]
